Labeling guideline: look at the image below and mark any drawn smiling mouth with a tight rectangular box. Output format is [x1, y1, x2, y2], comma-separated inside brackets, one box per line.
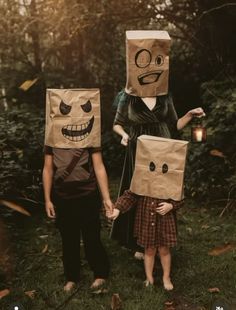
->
[138, 70, 163, 85]
[61, 116, 94, 142]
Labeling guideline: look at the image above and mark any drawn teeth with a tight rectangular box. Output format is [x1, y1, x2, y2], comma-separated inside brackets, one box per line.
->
[63, 133, 89, 142]
[62, 116, 94, 142]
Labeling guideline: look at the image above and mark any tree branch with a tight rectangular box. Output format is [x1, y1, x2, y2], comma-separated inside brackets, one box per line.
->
[198, 3, 236, 22]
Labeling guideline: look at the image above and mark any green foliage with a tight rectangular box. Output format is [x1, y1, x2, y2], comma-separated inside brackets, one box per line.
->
[0, 105, 44, 199]
[0, 0, 235, 203]
[102, 130, 125, 176]
[185, 78, 236, 201]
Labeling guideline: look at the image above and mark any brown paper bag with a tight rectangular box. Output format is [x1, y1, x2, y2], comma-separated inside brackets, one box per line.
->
[130, 135, 188, 201]
[125, 30, 171, 97]
[45, 89, 100, 148]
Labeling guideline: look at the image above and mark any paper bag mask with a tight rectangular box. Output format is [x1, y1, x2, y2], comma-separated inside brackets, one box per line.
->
[45, 89, 100, 148]
[130, 135, 188, 201]
[125, 30, 171, 97]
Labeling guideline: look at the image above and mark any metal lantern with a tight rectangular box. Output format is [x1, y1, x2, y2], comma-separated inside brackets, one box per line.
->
[191, 118, 207, 143]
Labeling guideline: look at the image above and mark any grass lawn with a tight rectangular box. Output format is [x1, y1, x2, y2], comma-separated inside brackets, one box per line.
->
[0, 183, 236, 310]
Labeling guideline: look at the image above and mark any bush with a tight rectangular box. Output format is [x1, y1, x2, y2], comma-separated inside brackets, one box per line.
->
[0, 104, 45, 200]
[102, 130, 125, 177]
[185, 78, 236, 202]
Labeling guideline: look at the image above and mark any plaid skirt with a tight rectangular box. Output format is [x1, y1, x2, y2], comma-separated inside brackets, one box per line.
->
[133, 196, 178, 248]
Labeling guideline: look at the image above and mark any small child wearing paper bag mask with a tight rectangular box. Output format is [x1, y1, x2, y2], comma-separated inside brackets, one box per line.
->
[108, 135, 188, 290]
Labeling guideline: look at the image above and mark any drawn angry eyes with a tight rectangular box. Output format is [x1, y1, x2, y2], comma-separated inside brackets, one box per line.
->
[60, 100, 72, 115]
[149, 161, 168, 174]
[59, 100, 92, 115]
[135, 49, 164, 68]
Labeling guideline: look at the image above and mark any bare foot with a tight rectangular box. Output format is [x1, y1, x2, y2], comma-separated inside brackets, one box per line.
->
[134, 251, 144, 260]
[163, 277, 174, 291]
[90, 278, 105, 289]
[64, 281, 76, 292]
[144, 279, 154, 287]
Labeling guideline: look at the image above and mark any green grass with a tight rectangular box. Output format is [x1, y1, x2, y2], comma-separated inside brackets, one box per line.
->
[0, 192, 236, 310]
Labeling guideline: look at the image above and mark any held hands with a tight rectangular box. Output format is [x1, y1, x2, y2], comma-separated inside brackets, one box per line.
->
[45, 201, 56, 218]
[156, 202, 173, 216]
[103, 199, 115, 218]
[107, 208, 120, 220]
[121, 132, 129, 146]
[188, 107, 206, 118]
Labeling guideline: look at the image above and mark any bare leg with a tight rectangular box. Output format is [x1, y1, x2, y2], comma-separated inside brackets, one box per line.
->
[158, 246, 173, 290]
[144, 247, 156, 284]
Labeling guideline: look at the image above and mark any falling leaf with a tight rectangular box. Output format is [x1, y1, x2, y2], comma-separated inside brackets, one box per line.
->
[0, 200, 30, 216]
[42, 244, 48, 254]
[208, 243, 236, 256]
[111, 293, 122, 310]
[208, 287, 220, 293]
[25, 290, 36, 299]
[19, 78, 38, 91]
[210, 149, 225, 158]
[0, 289, 10, 299]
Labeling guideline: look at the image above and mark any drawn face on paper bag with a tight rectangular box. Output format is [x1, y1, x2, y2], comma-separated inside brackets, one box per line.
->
[45, 89, 100, 148]
[59, 98, 94, 141]
[135, 48, 166, 86]
[130, 135, 188, 201]
[125, 30, 171, 97]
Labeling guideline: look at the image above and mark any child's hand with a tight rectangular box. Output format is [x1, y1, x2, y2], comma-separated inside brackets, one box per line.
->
[107, 208, 120, 220]
[45, 201, 56, 218]
[156, 202, 173, 215]
[103, 199, 114, 215]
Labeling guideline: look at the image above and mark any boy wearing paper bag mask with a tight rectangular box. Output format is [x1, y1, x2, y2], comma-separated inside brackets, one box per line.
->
[43, 89, 113, 292]
[45, 88, 101, 148]
[109, 135, 188, 290]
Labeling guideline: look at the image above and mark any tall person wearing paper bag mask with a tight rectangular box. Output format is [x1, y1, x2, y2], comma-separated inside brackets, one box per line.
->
[109, 135, 188, 290]
[112, 30, 205, 254]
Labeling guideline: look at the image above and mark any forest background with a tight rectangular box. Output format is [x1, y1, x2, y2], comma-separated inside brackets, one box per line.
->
[0, 0, 236, 203]
[0, 1, 236, 309]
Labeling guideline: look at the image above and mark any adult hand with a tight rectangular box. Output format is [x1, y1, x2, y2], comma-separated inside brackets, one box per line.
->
[156, 202, 173, 216]
[107, 208, 120, 220]
[121, 132, 129, 146]
[45, 201, 56, 218]
[188, 107, 206, 118]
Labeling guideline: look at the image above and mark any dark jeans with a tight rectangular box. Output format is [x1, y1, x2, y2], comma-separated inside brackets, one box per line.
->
[54, 193, 109, 282]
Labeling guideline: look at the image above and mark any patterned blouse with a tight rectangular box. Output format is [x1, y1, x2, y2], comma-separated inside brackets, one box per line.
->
[115, 190, 184, 248]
